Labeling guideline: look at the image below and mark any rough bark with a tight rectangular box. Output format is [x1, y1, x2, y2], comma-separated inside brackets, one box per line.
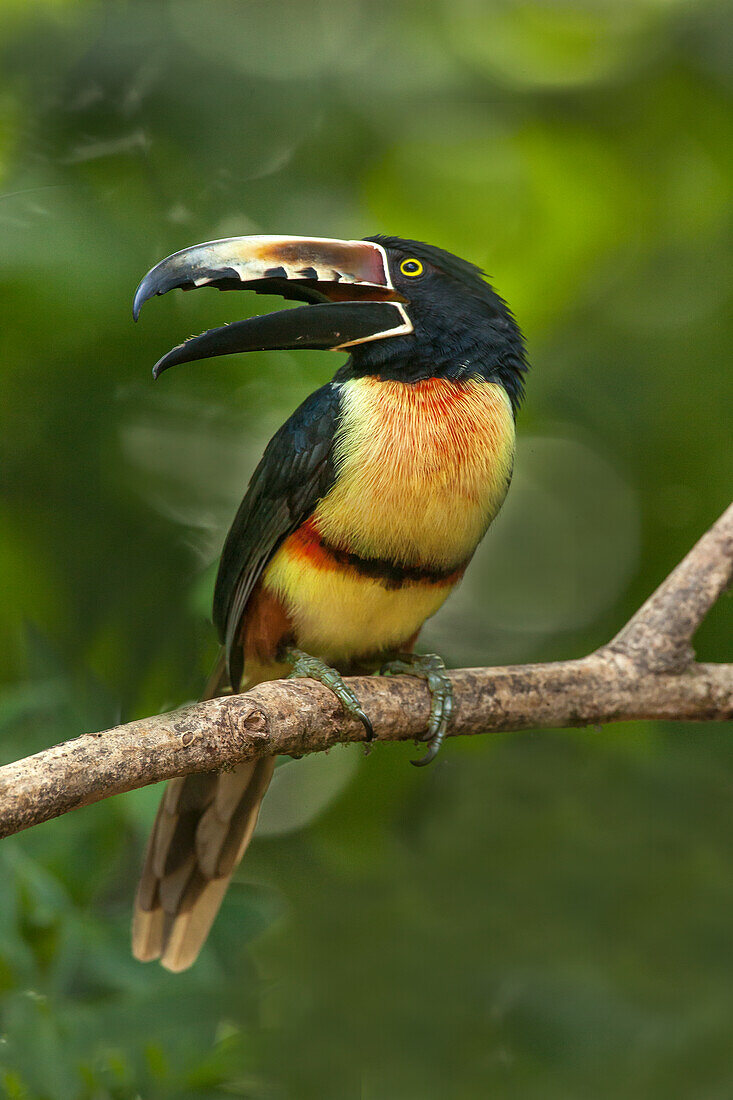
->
[1, 502, 731, 841]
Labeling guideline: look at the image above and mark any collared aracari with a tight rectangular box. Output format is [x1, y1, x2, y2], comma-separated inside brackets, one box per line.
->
[131, 234, 528, 971]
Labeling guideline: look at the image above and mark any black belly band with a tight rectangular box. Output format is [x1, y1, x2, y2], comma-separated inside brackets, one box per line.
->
[320, 538, 468, 590]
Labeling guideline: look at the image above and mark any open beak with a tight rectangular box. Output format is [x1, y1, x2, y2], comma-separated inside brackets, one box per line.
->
[133, 235, 412, 378]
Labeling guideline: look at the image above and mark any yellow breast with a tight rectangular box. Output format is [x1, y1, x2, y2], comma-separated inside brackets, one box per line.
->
[262, 375, 515, 664]
[315, 376, 515, 569]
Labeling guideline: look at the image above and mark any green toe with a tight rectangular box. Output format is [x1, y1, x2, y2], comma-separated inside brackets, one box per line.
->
[381, 652, 453, 766]
[285, 647, 374, 741]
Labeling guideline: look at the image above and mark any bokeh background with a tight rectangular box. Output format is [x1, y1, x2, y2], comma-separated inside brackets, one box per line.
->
[0, 1, 731, 1096]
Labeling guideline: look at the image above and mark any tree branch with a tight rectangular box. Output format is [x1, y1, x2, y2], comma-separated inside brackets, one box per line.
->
[603, 501, 733, 672]
[1, 504, 731, 841]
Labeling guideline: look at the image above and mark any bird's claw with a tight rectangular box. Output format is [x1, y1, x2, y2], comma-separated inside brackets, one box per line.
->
[285, 647, 374, 741]
[380, 653, 453, 766]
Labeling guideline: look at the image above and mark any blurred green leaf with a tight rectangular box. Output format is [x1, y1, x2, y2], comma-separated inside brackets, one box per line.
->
[256, 746, 361, 838]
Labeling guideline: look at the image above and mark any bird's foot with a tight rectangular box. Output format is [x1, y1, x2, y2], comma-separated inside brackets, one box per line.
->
[284, 647, 374, 743]
[380, 653, 453, 767]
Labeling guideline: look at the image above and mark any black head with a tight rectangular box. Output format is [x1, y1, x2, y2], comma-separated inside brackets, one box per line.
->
[133, 233, 528, 412]
[342, 236, 528, 411]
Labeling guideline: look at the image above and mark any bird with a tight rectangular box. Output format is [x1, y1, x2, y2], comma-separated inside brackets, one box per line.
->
[131, 233, 528, 971]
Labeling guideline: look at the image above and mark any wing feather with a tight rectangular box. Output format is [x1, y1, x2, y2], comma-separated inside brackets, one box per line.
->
[213, 382, 342, 687]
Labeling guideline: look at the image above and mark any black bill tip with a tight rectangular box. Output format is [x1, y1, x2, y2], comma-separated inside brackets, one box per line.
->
[133, 266, 242, 322]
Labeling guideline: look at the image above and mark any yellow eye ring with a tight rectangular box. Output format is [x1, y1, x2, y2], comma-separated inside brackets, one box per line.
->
[399, 258, 424, 277]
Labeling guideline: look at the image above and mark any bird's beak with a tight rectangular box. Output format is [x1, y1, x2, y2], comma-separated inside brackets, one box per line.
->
[133, 235, 412, 377]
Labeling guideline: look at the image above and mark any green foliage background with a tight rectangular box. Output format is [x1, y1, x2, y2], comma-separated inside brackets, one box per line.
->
[0, 1, 731, 1096]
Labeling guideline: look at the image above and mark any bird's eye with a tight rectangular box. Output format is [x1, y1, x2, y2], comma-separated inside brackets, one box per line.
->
[399, 258, 424, 277]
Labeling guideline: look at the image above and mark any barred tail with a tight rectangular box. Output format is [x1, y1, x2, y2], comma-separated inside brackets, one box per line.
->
[132, 652, 275, 972]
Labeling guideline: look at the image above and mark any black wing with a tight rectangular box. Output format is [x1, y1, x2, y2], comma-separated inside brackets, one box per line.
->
[213, 381, 342, 688]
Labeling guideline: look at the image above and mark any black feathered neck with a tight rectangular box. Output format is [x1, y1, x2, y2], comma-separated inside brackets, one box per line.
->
[334, 236, 529, 413]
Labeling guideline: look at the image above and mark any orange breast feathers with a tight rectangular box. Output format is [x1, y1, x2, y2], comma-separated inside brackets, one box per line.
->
[313, 375, 515, 570]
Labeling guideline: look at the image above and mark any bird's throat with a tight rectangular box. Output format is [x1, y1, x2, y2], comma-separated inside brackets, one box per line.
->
[317, 375, 516, 569]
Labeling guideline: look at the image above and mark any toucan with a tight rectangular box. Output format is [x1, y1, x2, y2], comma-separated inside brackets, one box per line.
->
[131, 234, 528, 971]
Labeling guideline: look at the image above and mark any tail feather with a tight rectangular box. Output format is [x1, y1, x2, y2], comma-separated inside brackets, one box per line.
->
[132, 652, 276, 971]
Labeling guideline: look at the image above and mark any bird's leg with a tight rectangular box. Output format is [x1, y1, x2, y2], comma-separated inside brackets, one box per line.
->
[379, 653, 453, 767]
[284, 647, 374, 742]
